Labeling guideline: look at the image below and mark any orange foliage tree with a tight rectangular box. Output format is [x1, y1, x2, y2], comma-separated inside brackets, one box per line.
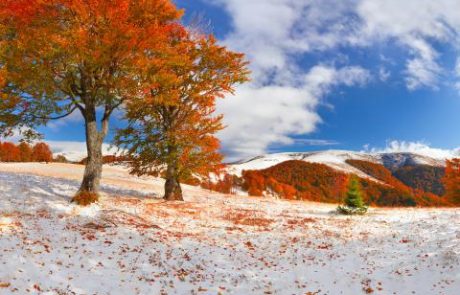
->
[18, 141, 33, 162]
[32, 142, 53, 163]
[0, 142, 20, 162]
[115, 32, 249, 201]
[443, 159, 460, 205]
[0, 0, 183, 202]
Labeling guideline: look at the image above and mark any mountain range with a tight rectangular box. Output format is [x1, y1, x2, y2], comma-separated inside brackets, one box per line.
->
[223, 150, 451, 206]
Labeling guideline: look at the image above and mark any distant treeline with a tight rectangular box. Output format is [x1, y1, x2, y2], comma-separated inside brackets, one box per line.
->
[0, 141, 55, 163]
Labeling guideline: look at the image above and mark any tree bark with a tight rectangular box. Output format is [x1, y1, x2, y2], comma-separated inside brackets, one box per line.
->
[164, 163, 183, 201]
[79, 106, 105, 194]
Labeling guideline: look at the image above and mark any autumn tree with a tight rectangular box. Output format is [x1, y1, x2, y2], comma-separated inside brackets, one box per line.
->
[0, 141, 20, 162]
[18, 141, 32, 162]
[0, 0, 183, 203]
[115, 33, 249, 201]
[443, 158, 460, 205]
[32, 142, 53, 163]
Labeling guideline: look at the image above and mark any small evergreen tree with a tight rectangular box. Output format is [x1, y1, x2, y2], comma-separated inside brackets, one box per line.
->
[338, 176, 368, 215]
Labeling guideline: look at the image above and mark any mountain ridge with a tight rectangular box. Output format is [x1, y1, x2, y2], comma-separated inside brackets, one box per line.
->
[228, 149, 449, 177]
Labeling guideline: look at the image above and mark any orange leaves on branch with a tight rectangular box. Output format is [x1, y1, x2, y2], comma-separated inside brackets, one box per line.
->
[116, 28, 250, 189]
[0, 0, 183, 138]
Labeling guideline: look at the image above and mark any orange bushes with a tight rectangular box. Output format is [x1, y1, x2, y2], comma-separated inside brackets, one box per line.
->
[0, 141, 53, 163]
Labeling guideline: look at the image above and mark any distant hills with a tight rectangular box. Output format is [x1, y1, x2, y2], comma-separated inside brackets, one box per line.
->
[224, 150, 452, 207]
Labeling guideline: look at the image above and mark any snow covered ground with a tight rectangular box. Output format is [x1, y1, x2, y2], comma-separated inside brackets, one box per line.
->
[0, 163, 460, 294]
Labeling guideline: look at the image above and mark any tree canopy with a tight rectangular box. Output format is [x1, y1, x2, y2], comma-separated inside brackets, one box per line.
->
[115, 31, 249, 201]
[0, 0, 184, 201]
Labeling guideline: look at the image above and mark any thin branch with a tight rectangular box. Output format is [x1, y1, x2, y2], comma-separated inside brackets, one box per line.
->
[30, 105, 78, 120]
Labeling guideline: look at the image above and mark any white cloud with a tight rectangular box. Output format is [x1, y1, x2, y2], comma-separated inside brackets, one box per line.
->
[403, 38, 442, 90]
[356, 0, 460, 90]
[364, 140, 460, 160]
[456, 58, 460, 77]
[205, 0, 460, 159]
[46, 110, 84, 131]
[208, 0, 371, 160]
[379, 67, 391, 82]
[218, 65, 370, 160]
[293, 139, 339, 146]
[455, 58, 460, 94]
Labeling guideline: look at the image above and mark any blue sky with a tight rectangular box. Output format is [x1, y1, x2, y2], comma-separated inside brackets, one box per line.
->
[39, 0, 460, 160]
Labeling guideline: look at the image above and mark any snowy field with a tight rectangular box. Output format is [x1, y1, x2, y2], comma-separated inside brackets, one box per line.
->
[0, 163, 460, 294]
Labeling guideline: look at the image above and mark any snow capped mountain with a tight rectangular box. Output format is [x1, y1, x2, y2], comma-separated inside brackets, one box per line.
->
[378, 152, 446, 171]
[228, 149, 449, 177]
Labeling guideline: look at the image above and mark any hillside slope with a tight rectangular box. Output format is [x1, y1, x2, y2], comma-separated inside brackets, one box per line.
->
[241, 160, 447, 207]
[229, 150, 447, 176]
[227, 150, 450, 205]
[0, 163, 459, 294]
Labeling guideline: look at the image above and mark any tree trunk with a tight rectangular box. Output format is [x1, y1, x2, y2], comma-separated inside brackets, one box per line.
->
[79, 110, 104, 194]
[164, 163, 183, 201]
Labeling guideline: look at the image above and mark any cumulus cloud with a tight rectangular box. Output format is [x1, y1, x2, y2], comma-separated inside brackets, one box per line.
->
[218, 65, 370, 160]
[364, 140, 460, 160]
[46, 109, 84, 131]
[208, 0, 371, 160]
[204, 0, 460, 159]
[455, 58, 460, 94]
[357, 0, 460, 89]
[379, 67, 391, 82]
[293, 139, 339, 146]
